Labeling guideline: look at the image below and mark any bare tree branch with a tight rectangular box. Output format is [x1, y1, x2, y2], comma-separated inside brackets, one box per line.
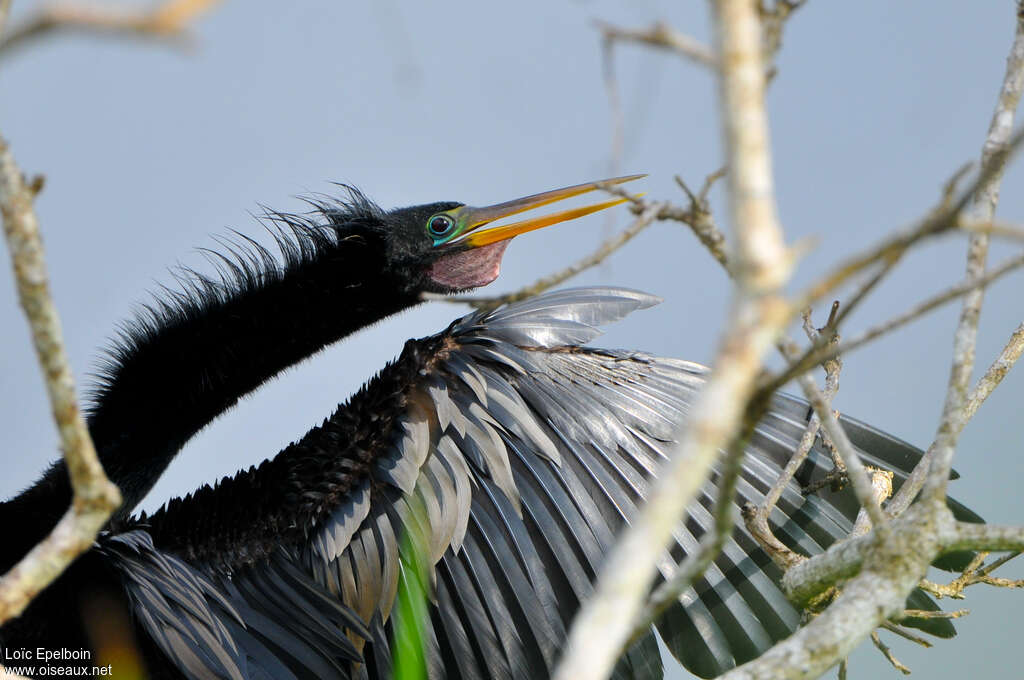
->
[670, 170, 731, 266]
[947, 522, 1024, 553]
[0, 138, 121, 624]
[764, 249, 1024, 401]
[782, 342, 890, 532]
[713, 7, 1024, 678]
[897, 608, 969, 620]
[836, 251, 1024, 362]
[0, 0, 11, 37]
[720, 511, 950, 680]
[891, 8, 1024, 512]
[0, 0, 220, 57]
[721, 500, 1024, 679]
[599, 170, 732, 268]
[965, 321, 1024, 419]
[881, 618, 936, 647]
[921, 548, 1024, 600]
[782, 518, 1024, 612]
[552, 1, 794, 675]
[628, 395, 772, 647]
[736, 127, 1024, 402]
[572, 11, 1024, 674]
[743, 304, 841, 570]
[508, 0, 805, 311]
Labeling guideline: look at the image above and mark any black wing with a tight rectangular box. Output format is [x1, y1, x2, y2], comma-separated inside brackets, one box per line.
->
[112, 287, 976, 679]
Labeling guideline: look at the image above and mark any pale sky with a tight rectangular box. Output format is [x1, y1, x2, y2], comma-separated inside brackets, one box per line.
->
[1, 2, 1022, 678]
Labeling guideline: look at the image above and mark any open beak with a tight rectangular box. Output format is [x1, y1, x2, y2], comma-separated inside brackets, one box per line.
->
[453, 174, 645, 248]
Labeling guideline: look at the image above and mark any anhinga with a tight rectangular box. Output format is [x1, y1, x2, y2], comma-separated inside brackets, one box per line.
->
[0, 176, 979, 680]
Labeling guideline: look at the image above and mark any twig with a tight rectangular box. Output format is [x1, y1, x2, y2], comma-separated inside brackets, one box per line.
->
[872, 630, 913, 671]
[818, 425, 844, 473]
[627, 139, 962, 545]
[552, 1, 793, 676]
[720, 510, 947, 680]
[432, 202, 664, 310]
[764, 249, 1024, 400]
[775, 332, 890, 534]
[920, 547, 1024, 600]
[694, 166, 728, 203]
[672, 171, 730, 267]
[964, 322, 1024, 421]
[0, 0, 220, 57]
[594, 20, 716, 242]
[978, 551, 1022, 575]
[880, 618, 936, 647]
[757, 512, 1019, 675]
[599, 173, 732, 268]
[759, 518, 1021, 676]
[0, 137, 121, 624]
[898, 608, 969, 620]
[583, 16, 1024, 674]
[871, 631, 911, 674]
[795, 364, 888, 532]
[758, 136, 1024, 402]
[594, 20, 718, 69]
[941, 162, 975, 208]
[597, 5, 941, 580]
[840, 252, 1024, 358]
[767, 408, 822, 507]
[743, 304, 841, 568]
[720, 493, 1011, 680]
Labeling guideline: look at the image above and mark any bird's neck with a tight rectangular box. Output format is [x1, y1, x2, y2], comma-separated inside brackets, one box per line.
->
[2, 231, 421, 560]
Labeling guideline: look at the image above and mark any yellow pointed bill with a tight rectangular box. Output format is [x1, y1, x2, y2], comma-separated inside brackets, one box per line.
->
[453, 174, 645, 248]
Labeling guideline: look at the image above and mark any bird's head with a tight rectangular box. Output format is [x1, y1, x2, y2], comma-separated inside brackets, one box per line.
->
[376, 175, 644, 294]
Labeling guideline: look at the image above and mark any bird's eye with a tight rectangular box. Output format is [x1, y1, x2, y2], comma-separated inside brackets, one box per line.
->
[427, 215, 455, 238]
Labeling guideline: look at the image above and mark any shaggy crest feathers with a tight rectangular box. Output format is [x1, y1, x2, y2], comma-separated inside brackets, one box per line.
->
[87, 186, 386, 415]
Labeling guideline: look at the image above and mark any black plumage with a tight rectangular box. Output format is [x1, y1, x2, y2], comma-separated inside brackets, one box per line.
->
[0, 182, 981, 680]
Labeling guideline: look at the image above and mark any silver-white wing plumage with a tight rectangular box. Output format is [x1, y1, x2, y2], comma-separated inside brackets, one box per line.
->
[115, 287, 977, 679]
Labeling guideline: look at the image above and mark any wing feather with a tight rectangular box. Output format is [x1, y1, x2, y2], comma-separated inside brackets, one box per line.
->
[115, 287, 972, 679]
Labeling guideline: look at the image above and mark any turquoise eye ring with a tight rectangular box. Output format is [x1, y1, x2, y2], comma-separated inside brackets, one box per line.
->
[427, 214, 455, 238]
